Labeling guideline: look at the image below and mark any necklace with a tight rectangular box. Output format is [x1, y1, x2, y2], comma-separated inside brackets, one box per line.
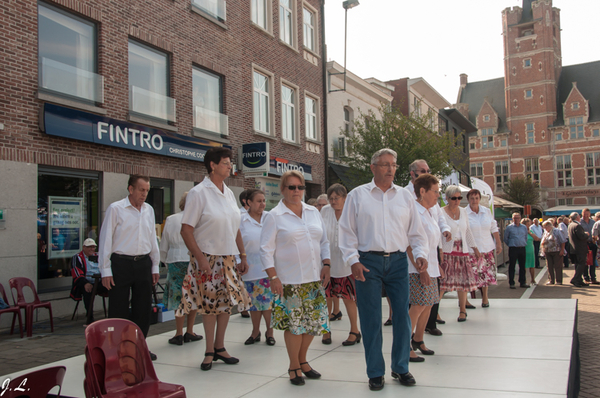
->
[447, 207, 460, 220]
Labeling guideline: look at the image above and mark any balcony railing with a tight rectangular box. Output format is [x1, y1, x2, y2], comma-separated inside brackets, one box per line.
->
[39, 57, 104, 103]
[130, 86, 176, 123]
[194, 105, 229, 136]
[192, 0, 226, 22]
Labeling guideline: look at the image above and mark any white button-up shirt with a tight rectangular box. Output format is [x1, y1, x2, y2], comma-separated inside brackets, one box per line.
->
[240, 211, 268, 282]
[466, 205, 499, 253]
[339, 179, 428, 266]
[440, 207, 478, 254]
[181, 176, 241, 256]
[405, 181, 451, 237]
[98, 197, 160, 277]
[530, 223, 543, 240]
[321, 204, 350, 278]
[159, 212, 189, 264]
[408, 202, 441, 277]
[260, 200, 330, 285]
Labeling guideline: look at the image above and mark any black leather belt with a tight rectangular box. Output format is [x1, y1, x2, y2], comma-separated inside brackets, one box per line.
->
[111, 253, 150, 262]
[368, 251, 400, 257]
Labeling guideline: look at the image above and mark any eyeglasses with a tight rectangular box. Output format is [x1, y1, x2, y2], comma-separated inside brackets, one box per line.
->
[329, 196, 343, 202]
[220, 162, 232, 167]
[286, 185, 306, 191]
[449, 196, 463, 201]
[375, 163, 398, 169]
[417, 169, 431, 174]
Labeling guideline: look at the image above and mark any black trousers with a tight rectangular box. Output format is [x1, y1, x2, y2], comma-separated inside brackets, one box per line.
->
[584, 243, 597, 281]
[533, 240, 541, 268]
[564, 242, 571, 267]
[82, 284, 109, 314]
[108, 254, 153, 337]
[571, 251, 588, 285]
[508, 246, 527, 286]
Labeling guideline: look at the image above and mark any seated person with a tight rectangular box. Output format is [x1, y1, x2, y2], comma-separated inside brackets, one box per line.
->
[70, 238, 108, 321]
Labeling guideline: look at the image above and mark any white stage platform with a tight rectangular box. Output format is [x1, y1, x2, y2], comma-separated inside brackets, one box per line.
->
[1, 298, 577, 397]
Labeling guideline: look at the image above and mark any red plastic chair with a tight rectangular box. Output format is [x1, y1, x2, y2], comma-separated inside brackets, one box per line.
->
[2, 365, 66, 398]
[0, 283, 23, 338]
[9, 277, 54, 337]
[83, 319, 186, 398]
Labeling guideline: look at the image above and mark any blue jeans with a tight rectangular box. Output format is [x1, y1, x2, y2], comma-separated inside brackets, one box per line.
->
[355, 251, 411, 379]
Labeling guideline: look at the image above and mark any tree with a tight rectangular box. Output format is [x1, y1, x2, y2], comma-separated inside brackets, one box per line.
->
[499, 176, 540, 206]
[337, 104, 466, 187]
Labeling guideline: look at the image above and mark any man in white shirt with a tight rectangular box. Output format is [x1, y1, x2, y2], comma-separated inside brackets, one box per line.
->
[405, 159, 451, 336]
[530, 218, 544, 268]
[339, 148, 428, 391]
[558, 216, 571, 267]
[99, 175, 160, 359]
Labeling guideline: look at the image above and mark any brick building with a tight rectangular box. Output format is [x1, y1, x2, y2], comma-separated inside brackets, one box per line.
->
[457, 0, 600, 217]
[0, 0, 326, 317]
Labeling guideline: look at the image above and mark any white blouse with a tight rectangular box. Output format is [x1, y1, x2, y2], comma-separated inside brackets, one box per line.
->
[440, 206, 478, 254]
[260, 200, 330, 285]
[181, 176, 241, 256]
[409, 202, 441, 277]
[159, 213, 189, 263]
[239, 211, 268, 281]
[320, 205, 350, 278]
[466, 205, 499, 253]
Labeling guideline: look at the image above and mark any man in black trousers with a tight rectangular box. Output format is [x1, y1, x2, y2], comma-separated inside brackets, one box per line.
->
[504, 212, 530, 289]
[568, 212, 590, 288]
[99, 175, 160, 360]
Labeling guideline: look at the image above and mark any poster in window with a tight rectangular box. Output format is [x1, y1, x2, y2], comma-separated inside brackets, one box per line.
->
[48, 196, 83, 259]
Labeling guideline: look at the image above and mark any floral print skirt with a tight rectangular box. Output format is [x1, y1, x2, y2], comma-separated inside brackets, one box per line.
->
[244, 278, 274, 311]
[176, 254, 251, 316]
[163, 261, 189, 311]
[271, 281, 330, 336]
[470, 250, 497, 289]
[440, 240, 478, 292]
[324, 275, 356, 301]
[409, 274, 439, 306]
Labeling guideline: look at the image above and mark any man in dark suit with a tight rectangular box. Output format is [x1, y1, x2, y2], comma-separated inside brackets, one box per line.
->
[568, 212, 589, 287]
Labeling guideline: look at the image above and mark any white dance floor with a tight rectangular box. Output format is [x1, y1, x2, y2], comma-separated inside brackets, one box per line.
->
[1, 298, 576, 397]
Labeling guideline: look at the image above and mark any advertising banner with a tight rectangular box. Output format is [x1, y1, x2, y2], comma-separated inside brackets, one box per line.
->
[48, 196, 83, 259]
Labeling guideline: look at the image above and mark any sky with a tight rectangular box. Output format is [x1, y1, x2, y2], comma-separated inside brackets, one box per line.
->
[324, 0, 600, 105]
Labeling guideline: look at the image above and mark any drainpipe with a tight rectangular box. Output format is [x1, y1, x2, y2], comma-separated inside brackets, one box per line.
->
[321, 0, 329, 189]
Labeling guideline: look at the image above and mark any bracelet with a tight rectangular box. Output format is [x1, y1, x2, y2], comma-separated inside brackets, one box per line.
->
[240, 253, 247, 257]
[269, 275, 279, 281]
[322, 263, 331, 267]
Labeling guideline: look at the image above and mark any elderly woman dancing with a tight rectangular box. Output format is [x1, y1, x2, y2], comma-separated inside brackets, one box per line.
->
[178, 147, 251, 371]
[541, 219, 567, 285]
[260, 170, 331, 386]
[407, 174, 443, 362]
[440, 185, 480, 322]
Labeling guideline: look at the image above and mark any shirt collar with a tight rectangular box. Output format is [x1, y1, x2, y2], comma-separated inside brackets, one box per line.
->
[274, 199, 313, 217]
[201, 175, 228, 194]
[124, 196, 146, 211]
[415, 200, 428, 215]
[367, 178, 400, 193]
[241, 211, 266, 225]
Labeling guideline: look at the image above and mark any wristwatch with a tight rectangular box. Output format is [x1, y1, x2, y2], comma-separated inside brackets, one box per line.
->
[269, 275, 279, 281]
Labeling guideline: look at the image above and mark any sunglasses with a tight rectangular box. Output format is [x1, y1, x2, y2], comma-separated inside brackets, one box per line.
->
[286, 185, 306, 191]
[449, 196, 463, 201]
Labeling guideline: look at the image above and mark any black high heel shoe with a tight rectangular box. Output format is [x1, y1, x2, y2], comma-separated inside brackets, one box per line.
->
[288, 368, 305, 385]
[201, 352, 214, 371]
[213, 347, 239, 364]
[244, 332, 261, 345]
[322, 332, 332, 345]
[329, 311, 342, 321]
[411, 338, 434, 355]
[342, 332, 361, 346]
[300, 362, 321, 379]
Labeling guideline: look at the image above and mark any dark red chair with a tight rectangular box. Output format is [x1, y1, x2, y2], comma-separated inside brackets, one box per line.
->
[83, 319, 186, 398]
[0, 283, 23, 338]
[2, 365, 66, 398]
[9, 277, 54, 337]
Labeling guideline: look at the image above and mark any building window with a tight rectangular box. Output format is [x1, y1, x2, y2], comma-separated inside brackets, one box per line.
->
[558, 198, 572, 206]
[192, 0, 227, 22]
[462, 134, 467, 153]
[413, 96, 420, 117]
[556, 155, 572, 187]
[525, 158, 539, 182]
[334, 136, 346, 159]
[495, 161, 509, 190]
[556, 132, 562, 141]
[589, 197, 599, 205]
[129, 41, 174, 122]
[344, 106, 353, 135]
[305, 95, 318, 140]
[470, 142, 475, 150]
[501, 139, 507, 147]
[38, 3, 102, 103]
[279, 0, 295, 47]
[526, 123, 534, 144]
[524, 58, 531, 68]
[251, 0, 270, 30]
[193, 68, 227, 135]
[569, 117, 584, 139]
[481, 128, 493, 148]
[483, 115, 490, 122]
[573, 102, 579, 110]
[471, 163, 483, 177]
[586, 152, 600, 185]
[525, 89, 533, 99]
[281, 85, 296, 142]
[303, 6, 316, 52]
[253, 69, 273, 135]
[594, 129, 599, 137]
[438, 116, 448, 135]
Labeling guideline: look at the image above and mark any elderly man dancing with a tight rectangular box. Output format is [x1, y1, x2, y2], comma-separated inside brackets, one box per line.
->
[339, 148, 428, 391]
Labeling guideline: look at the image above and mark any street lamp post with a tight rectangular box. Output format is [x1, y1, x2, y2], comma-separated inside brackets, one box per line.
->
[329, 0, 359, 93]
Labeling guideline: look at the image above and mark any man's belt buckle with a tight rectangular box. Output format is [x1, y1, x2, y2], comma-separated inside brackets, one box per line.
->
[383, 252, 391, 257]
[133, 255, 144, 261]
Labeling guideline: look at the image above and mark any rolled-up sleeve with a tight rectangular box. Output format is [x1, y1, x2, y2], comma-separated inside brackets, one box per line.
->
[338, 192, 360, 266]
[259, 212, 277, 271]
[319, 215, 330, 262]
[406, 198, 427, 260]
[148, 207, 160, 274]
[490, 214, 499, 234]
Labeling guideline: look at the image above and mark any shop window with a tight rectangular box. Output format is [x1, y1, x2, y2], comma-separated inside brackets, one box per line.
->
[303, 6, 316, 52]
[305, 95, 319, 140]
[253, 68, 273, 135]
[37, 168, 99, 291]
[279, 0, 296, 47]
[193, 68, 227, 136]
[281, 84, 297, 142]
[38, 3, 102, 103]
[586, 152, 600, 185]
[128, 41, 175, 123]
[251, 0, 271, 31]
[556, 155, 572, 187]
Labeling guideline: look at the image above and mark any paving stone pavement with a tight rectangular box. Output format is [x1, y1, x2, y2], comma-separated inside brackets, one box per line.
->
[0, 262, 598, 397]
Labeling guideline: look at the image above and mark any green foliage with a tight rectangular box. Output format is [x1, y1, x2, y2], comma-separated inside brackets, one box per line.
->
[336, 104, 466, 187]
[500, 176, 540, 206]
